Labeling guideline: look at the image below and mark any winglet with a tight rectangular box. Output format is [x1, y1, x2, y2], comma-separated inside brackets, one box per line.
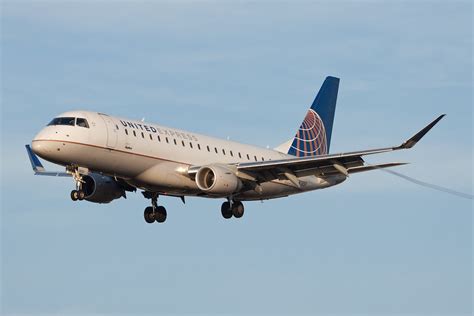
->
[399, 114, 446, 149]
[25, 144, 45, 173]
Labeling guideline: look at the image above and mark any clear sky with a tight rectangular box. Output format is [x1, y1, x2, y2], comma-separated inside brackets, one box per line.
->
[1, 1, 472, 315]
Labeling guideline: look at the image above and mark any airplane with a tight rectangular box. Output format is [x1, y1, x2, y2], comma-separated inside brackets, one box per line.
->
[26, 76, 445, 224]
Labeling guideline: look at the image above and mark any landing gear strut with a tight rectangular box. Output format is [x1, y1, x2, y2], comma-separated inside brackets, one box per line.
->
[70, 167, 86, 201]
[221, 200, 245, 219]
[143, 192, 167, 224]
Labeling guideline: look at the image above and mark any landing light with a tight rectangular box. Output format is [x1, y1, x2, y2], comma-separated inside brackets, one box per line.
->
[175, 166, 188, 174]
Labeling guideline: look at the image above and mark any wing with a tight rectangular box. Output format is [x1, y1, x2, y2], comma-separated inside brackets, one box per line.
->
[25, 145, 70, 177]
[188, 115, 445, 187]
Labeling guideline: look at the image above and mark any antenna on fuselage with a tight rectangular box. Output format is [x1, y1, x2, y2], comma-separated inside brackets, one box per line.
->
[141, 117, 145, 122]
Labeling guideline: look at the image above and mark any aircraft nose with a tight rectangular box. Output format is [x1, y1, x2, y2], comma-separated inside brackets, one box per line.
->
[31, 139, 52, 157]
[31, 129, 55, 158]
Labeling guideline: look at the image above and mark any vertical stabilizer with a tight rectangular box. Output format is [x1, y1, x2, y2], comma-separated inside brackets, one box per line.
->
[287, 76, 339, 157]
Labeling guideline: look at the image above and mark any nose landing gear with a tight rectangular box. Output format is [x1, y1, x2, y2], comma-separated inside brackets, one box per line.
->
[70, 189, 85, 201]
[70, 167, 86, 201]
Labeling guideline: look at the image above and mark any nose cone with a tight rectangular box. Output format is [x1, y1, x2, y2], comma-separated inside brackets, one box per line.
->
[31, 129, 56, 160]
[31, 139, 51, 158]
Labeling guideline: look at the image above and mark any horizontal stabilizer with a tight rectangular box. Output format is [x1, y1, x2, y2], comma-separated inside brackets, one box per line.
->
[26, 144, 45, 172]
[25, 145, 70, 177]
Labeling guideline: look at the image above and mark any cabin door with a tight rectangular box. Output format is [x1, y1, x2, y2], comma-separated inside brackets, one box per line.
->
[99, 114, 118, 148]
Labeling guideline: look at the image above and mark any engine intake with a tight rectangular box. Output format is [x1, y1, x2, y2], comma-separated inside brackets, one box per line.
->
[195, 165, 242, 196]
[82, 173, 125, 203]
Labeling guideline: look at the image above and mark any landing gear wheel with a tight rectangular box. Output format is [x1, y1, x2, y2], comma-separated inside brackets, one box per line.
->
[77, 190, 85, 200]
[221, 202, 232, 219]
[155, 206, 167, 223]
[232, 201, 244, 218]
[70, 190, 79, 201]
[144, 207, 155, 224]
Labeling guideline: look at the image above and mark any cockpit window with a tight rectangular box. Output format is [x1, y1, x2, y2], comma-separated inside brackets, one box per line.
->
[48, 117, 75, 126]
[76, 118, 89, 128]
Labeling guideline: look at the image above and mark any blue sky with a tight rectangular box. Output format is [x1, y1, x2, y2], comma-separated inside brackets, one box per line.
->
[1, 1, 472, 315]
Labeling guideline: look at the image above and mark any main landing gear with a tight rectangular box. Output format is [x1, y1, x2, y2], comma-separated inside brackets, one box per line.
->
[221, 200, 245, 220]
[143, 192, 167, 224]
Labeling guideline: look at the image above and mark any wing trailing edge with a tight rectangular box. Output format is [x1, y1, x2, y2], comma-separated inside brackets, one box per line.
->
[348, 162, 408, 174]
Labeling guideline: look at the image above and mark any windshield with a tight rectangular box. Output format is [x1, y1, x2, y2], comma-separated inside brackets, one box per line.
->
[76, 118, 89, 128]
[48, 117, 75, 126]
[47, 117, 90, 128]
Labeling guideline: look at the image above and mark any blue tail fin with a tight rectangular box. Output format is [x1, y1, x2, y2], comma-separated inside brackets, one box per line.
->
[287, 76, 339, 157]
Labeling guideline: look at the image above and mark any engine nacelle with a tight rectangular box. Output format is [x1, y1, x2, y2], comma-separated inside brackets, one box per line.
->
[195, 165, 243, 196]
[82, 173, 125, 204]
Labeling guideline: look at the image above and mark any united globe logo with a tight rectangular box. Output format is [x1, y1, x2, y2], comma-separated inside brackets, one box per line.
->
[289, 109, 327, 157]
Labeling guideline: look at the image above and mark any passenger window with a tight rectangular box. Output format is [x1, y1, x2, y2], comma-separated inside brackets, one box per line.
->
[214, 147, 218, 154]
[246, 154, 250, 160]
[141, 132, 145, 138]
[238, 152, 242, 158]
[125, 129, 128, 135]
[182, 140, 185, 147]
[230, 150, 233, 157]
[254, 156, 257, 161]
[189, 142, 193, 149]
[133, 131, 137, 137]
[174, 139, 177, 145]
[207, 146, 210, 152]
[197, 144, 201, 150]
[157, 135, 161, 142]
[222, 149, 226, 155]
[149, 134, 153, 140]
[262, 157, 265, 161]
[48, 117, 75, 126]
[166, 137, 169, 143]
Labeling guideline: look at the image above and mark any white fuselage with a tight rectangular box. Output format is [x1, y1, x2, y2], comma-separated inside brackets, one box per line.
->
[32, 110, 344, 200]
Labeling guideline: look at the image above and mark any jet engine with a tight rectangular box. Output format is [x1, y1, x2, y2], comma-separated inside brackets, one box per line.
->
[82, 173, 125, 203]
[195, 165, 243, 196]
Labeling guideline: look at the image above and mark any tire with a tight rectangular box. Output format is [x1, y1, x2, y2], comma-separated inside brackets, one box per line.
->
[70, 190, 78, 201]
[144, 206, 155, 224]
[77, 190, 85, 200]
[221, 202, 232, 219]
[155, 206, 167, 223]
[232, 202, 244, 218]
